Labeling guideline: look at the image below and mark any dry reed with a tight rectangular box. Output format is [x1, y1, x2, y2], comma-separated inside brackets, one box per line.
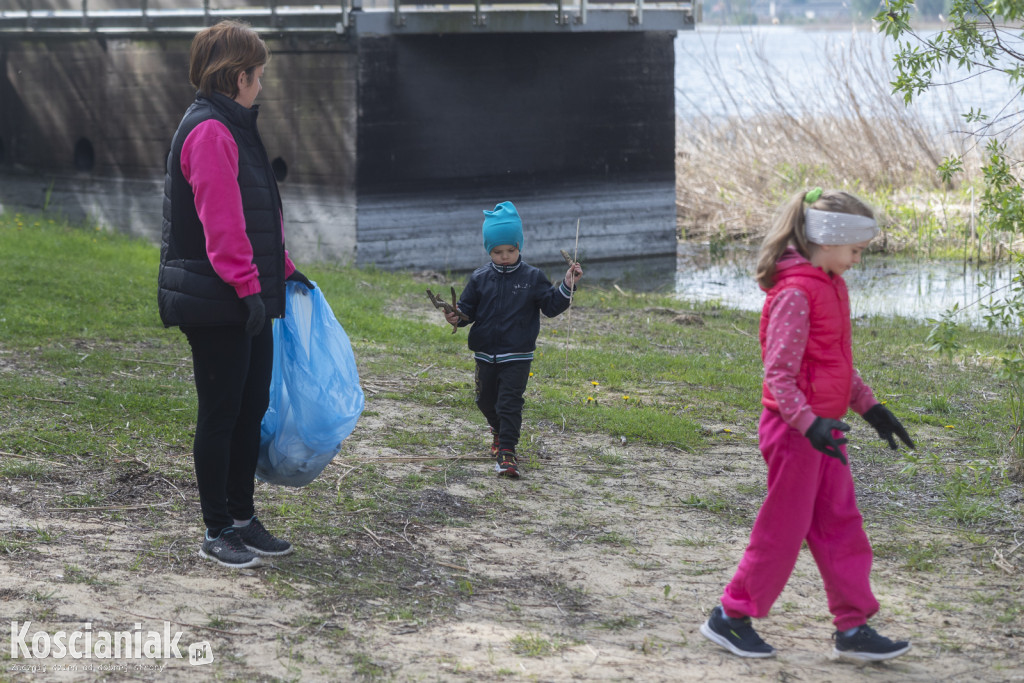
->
[675, 29, 996, 247]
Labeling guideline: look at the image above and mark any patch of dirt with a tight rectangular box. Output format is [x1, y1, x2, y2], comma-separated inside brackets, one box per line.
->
[2, 394, 1024, 682]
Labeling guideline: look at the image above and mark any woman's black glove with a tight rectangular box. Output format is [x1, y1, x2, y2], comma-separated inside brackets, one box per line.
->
[805, 417, 851, 465]
[242, 294, 266, 336]
[287, 269, 315, 290]
[862, 404, 915, 450]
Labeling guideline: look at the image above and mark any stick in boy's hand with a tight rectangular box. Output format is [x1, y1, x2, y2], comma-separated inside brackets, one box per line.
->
[426, 287, 469, 334]
[564, 262, 583, 289]
[560, 250, 583, 289]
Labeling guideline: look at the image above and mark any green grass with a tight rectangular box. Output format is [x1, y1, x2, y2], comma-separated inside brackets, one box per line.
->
[1, 209, 1022, 633]
[873, 539, 947, 572]
[508, 632, 567, 657]
[0, 219, 944, 443]
[2, 211, 1021, 503]
[681, 492, 731, 514]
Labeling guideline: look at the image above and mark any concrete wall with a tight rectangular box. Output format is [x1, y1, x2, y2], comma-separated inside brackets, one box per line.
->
[354, 31, 677, 271]
[356, 32, 676, 189]
[0, 34, 358, 263]
[355, 177, 676, 273]
[1, 37, 185, 177]
[0, 29, 678, 272]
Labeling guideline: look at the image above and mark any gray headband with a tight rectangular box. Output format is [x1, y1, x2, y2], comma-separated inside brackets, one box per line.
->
[804, 208, 878, 246]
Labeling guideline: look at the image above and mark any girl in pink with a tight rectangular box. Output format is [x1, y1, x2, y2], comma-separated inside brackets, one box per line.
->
[700, 188, 915, 663]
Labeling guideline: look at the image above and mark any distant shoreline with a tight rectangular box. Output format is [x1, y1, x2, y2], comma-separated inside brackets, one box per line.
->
[693, 19, 948, 31]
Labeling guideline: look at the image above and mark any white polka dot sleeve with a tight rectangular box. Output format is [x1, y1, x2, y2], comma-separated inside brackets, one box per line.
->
[763, 288, 817, 434]
[850, 369, 878, 415]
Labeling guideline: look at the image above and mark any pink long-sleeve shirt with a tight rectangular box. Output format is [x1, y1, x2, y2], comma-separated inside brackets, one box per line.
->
[180, 119, 295, 299]
[763, 287, 877, 434]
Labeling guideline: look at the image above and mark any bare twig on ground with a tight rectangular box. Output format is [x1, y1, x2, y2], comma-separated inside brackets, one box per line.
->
[112, 606, 258, 637]
[0, 450, 68, 466]
[49, 502, 172, 512]
[14, 395, 74, 404]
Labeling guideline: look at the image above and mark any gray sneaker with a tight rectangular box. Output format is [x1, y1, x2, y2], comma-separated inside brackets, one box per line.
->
[700, 606, 776, 658]
[833, 625, 910, 662]
[235, 516, 293, 557]
[199, 528, 263, 569]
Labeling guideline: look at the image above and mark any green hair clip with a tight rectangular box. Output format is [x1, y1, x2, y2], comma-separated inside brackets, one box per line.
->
[804, 187, 823, 204]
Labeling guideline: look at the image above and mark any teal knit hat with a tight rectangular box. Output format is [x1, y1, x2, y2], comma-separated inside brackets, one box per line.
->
[482, 201, 524, 254]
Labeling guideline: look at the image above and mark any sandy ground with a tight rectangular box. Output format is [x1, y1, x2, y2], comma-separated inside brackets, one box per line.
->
[2, 375, 1024, 683]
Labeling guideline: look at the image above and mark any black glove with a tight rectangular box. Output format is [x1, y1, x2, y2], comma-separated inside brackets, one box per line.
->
[242, 294, 266, 337]
[805, 417, 851, 465]
[287, 269, 315, 290]
[862, 404, 915, 451]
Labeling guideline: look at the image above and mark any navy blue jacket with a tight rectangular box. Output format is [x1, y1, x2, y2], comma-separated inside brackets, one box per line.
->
[457, 259, 574, 363]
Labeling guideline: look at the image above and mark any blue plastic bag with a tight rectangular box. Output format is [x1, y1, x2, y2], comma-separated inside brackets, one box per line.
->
[257, 281, 364, 486]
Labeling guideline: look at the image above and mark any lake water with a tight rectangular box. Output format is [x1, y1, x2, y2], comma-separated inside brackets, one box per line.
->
[673, 25, 1019, 128]
[668, 26, 1021, 324]
[674, 242, 1018, 324]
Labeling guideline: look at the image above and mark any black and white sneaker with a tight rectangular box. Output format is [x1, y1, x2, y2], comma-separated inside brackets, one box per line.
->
[495, 450, 520, 478]
[199, 528, 263, 569]
[833, 625, 910, 662]
[700, 606, 776, 658]
[235, 516, 294, 557]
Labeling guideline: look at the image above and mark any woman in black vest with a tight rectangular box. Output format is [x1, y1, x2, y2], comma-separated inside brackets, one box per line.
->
[158, 20, 312, 569]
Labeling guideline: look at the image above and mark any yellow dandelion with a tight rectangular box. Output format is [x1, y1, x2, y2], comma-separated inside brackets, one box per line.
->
[529, 372, 534, 377]
[622, 395, 630, 400]
[723, 428, 732, 433]
[945, 424, 955, 429]
[591, 380, 599, 386]
[587, 396, 594, 402]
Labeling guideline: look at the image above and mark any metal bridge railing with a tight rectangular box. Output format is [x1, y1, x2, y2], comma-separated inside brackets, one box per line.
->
[0, 0, 699, 36]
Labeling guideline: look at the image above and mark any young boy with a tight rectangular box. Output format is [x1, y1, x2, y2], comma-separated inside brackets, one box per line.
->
[444, 201, 583, 478]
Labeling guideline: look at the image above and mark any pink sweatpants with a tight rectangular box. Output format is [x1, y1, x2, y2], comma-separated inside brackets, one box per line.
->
[720, 409, 880, 631]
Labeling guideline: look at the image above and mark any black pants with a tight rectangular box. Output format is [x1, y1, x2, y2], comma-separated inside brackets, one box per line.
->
[474, 359, 532, 452]
[182, 323, 273, 536]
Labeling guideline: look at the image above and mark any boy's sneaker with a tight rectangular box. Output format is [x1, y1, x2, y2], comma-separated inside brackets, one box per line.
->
[199, 528, 263, 569]
[495, 450, 520, 479]
[833, 625, 910, 662]
[489, 428, 500, 457]
[699, 606, 775, 658]
[235, 516, 294, 557]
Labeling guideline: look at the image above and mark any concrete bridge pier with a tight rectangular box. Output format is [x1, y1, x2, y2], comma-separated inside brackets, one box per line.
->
[0, 2, 695, 276]
[355, 30, 679, 274]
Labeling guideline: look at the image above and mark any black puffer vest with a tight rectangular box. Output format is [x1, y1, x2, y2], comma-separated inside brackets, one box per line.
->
[158, 92, 286, 328]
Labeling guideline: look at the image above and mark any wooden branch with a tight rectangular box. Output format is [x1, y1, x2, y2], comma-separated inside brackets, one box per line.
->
[49, 502, 171, 512]
[114, 357, 190, 367]
[426, 287, 469, 334]
[113, 607, 257, 636]
[0, 450, 67, 466]
[15, 395, 74, 404]
[435, 561, 470, 572]
[356, 456, 491, 463]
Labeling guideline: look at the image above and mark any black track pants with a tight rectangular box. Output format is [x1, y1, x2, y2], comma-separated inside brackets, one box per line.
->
[182, 323, 273, 535]
[474, 359, 532, 452]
